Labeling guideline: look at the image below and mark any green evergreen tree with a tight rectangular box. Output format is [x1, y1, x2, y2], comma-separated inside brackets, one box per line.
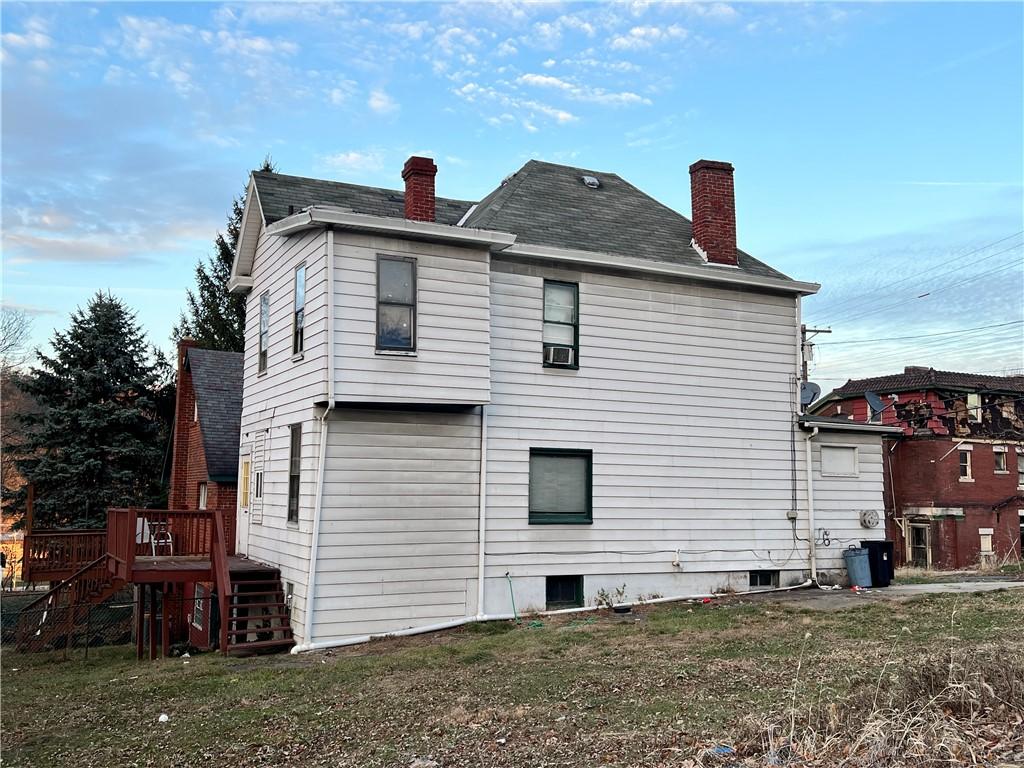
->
[7, 292, 169, 528]
[172, 156, 276, 351]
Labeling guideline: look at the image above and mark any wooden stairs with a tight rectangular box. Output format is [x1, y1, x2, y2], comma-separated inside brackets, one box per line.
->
[223, 567, 295, 655]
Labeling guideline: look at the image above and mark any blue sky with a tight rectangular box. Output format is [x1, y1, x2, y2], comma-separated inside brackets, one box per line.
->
[2, 1, 1022, 385]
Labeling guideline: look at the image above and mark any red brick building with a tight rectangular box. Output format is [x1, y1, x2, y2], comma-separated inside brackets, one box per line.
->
[169, 340, 243, 647]
[811, 367, 1024, 569]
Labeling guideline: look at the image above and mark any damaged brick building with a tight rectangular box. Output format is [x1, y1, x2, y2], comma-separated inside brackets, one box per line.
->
[812, 367, 1024, 569]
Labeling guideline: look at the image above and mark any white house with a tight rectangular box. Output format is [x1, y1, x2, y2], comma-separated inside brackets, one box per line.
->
[227, 156, 897, 651]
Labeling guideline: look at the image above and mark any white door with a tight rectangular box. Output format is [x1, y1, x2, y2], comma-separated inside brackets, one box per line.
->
[237, 456, 251, 557]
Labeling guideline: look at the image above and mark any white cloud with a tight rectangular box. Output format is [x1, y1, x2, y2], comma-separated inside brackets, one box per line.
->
[455, 82, 577, 128]
[610, 24, 688, 50]
[517, 73, 651, 106]
[435, 26, 480, 55]
[542, 58, 556, 68]
[2, 16, 52, 50]
[389, 21, 432, 40]
[368, 89, 399, 115]
[327, 80, 358, 105]
[496, 39, 518, 57]
[319, 150, 386, 174]
[211, 29, 299, 58]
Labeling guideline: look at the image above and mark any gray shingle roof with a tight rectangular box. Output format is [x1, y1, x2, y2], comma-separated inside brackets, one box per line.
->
[464, 160, 790, 279]
[252, 171, 474, 226]
[251, 160, 791, 281]
[186, 348, 243, 483]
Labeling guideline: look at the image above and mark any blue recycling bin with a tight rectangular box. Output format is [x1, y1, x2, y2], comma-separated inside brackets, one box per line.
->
[843, 546, 872, 588]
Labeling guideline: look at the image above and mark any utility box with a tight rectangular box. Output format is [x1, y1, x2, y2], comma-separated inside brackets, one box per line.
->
[860, 540, 895, 588]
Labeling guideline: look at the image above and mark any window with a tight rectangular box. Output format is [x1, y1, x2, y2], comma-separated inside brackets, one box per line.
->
[193, 401, 198, 422]
[994, 446, 1008, 473]
[240, 459, 251, 507]
[293, 264, 306, 355]
[192, 585, 205, 629]
[959, 450, 973, 481]
[528, 448, 592, 524]
[749, 570, 779, 589]
[967, 392, 982, 422]
[1018, 453, 1024, 488]
[542, 280, 579, 368]
[254, 471, 264, 500]
[258, 292, 270, 373]
[287, 425, 301, 523]
[198, 482, 208, 511]
[546, 575, 583, 610]
[376, 255, 416, 351]
[821, 445, 858, 477]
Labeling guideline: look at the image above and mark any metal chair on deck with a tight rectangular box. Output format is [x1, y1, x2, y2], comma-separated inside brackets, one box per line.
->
[135, 517, 174, 556]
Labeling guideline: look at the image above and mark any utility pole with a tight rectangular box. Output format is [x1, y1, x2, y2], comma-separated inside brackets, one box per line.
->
[800, 325, 832, 383]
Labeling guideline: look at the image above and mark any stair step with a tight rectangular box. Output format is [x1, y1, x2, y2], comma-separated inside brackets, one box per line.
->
[230, 580, 282, 589]
[229, 590, 284, 598]
[226, 638, 295, 654]
[227, 626, 294, 637]
[228, 612, 291, 623]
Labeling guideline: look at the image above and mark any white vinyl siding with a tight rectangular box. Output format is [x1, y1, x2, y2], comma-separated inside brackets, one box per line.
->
[332, 233, 491, 404]
[312, 409, 481, 643]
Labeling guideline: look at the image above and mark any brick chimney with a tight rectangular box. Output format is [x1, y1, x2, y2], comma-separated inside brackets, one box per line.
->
[689, 159, 737, 266]
[402, 156, 437, 222]
[169, 339, 199, 509]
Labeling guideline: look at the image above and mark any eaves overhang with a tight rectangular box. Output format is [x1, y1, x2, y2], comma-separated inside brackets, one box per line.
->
[798, 415, 903, 435]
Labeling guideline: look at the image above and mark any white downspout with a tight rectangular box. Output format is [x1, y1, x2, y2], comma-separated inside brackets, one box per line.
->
[804, 426, 819, 582]
[296, 228, 335, 652]
[475, 405, 488, 619]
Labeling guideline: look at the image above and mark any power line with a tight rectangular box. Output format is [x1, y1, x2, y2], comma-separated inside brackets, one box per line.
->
[816, 230, 1024, 318]
[814, 320, 1023, 346]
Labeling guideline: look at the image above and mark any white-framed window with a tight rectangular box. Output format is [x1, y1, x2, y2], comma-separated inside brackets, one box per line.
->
[192, 584, 205, 629]
[198, 482, 208, 510]
[821, 445, 858, 477]
[994, 445, 1008, 473]
[293, 263, 306, 355]
[967, 393, 982, 422]
[258, 292, 270, 373]
[959, 449, 973, 481]
[240, 458, 251, 508]
[193, 400, 198, 422]
[1018, 452, 1024, 489]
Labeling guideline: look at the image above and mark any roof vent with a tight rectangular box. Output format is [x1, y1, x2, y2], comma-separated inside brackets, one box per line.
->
[581, 175, 600, 189]
[501, 172, 516, 187]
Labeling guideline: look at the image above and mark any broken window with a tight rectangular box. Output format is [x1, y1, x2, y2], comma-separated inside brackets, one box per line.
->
[967, 393, 982, 422]
[959, 450, 972, 480]
[1018, 453, 1024, 488]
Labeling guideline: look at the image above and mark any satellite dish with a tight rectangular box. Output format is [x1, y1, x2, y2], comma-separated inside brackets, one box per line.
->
[800, 381, 821, 407]
[865, 391, 886, 416]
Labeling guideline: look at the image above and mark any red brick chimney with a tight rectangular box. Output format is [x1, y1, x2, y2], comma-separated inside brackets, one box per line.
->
[402, 156, 437, 222]
[689, 159, 737, 266]
[169, 339, 199, 509]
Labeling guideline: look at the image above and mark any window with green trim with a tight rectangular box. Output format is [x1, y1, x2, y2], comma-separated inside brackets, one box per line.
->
[528, 448, 592, 524]
[542, 280, 578, 368]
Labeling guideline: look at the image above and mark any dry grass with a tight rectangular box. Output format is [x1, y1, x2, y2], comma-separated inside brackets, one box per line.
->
[3, 589, 1023, 767]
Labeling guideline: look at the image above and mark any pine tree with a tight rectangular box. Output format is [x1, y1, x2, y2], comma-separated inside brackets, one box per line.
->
[172, 156, 277, 351]
[7, 292, 169, 528]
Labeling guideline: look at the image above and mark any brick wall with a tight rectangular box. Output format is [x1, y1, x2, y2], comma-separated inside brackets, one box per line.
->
[688, 159, 737, 266]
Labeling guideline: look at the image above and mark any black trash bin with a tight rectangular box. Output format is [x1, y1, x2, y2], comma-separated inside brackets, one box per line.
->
[861, 540, 895, 588]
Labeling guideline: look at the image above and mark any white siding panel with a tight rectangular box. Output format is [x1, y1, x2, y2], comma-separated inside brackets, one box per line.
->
[312, 409, 481, 643]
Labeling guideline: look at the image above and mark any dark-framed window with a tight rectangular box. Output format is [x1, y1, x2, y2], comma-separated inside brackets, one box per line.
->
[258, 292, 270, 373]
[528, 448, 592, 525]
[377, 255, 416, 351]
[254, 471, 263, 499]
[293, 264, 306, 355]
[542, 280, 579, 368]
[287, 425, 301, 523]
[546, 575, 583, 610]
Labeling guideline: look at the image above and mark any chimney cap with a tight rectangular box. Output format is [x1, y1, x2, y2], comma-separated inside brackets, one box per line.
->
[689, 159, 734, 174]
[402, 155, 437, 179]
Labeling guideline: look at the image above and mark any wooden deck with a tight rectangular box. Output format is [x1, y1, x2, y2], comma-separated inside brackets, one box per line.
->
[132, 555, 278, 583]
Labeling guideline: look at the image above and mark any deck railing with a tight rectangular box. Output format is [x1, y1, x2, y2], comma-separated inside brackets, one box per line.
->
[105, 508, 235, 578]
[22, 530, 107, 583]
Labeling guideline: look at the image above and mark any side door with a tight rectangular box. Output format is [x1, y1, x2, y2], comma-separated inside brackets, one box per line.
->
[236, 454, 252, 557]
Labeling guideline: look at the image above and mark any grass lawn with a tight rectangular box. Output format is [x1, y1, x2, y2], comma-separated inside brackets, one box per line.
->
[3, 589, 1023, 767]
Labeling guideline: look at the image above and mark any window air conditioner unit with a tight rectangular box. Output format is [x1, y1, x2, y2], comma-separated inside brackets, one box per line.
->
[545, 346, 575, 366]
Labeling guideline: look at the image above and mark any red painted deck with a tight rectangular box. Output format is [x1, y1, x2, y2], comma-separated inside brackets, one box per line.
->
[131, 555, 277, 583]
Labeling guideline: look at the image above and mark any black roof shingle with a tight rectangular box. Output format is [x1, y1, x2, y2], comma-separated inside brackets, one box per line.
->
[832, 367, 1024, 397]
[187, 348, 244, 483]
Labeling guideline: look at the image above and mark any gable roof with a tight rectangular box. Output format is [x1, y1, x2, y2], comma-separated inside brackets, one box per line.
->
[827, 367, 1024, 399]
[463, 160, 789, 280]
[186, 348, 243, 483]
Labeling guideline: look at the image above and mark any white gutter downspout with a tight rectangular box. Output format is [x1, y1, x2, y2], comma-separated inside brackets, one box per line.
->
[295, 228, 336, 653]
[476, 405, 488, 619]
[804, 426, 819, 583]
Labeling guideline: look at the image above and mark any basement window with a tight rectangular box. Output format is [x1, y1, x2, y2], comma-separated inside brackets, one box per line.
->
[749, 570, 779, 589]
[546, 575, 583, 610]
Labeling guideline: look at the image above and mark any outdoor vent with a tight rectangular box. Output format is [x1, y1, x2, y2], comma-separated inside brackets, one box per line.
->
[581, 175, 600, 189]
[545, 346, 575, 366]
